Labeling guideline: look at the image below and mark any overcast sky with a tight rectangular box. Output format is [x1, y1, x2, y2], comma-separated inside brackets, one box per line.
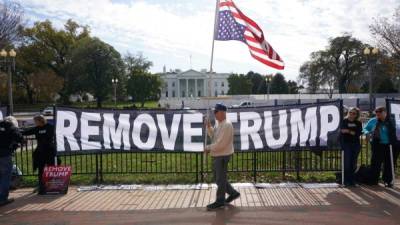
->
[20, 0, 398, 81]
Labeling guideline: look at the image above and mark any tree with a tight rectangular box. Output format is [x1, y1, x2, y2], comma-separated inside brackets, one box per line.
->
[124, 52, 153, 75]
[370, 7, 400, 86]
[328, 35, 366, 93]
[269, 73, 289, 94]
[124, 53, 161, 107]
[299, 35, 367, 95]
[69, 37, 124, 108]
[246, 71, 267, 94]
[287, 80, 299, 94]
[227, 74, 252, 95]
[0, 0, 23, 48]
[127, 73, 162, 108]
[22, 19, 90, 103]
[299, 61, 323, 94]
[370, 7, 400, 58]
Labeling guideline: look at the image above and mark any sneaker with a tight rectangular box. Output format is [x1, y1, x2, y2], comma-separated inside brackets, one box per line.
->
[385, 183, 394, 188]
[206, 202, 225, 211]
[0, 198, 14, 207]
[225, 192, 240, 204]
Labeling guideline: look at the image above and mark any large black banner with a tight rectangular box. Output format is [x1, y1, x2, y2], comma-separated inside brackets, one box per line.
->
[0, 106, 7, 121]
[55, 100, 342, 152]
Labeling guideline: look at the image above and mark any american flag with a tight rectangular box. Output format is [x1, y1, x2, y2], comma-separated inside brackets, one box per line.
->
[215, 0, 285, 70]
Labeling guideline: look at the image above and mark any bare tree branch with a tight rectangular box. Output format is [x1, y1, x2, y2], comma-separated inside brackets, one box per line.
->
[0, 0, 24, 48]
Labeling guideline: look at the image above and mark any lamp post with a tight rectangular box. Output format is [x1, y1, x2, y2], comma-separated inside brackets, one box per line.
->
[0, 49, 16, 115]
[397, 76, 400, 94]
[363, 47, 379, 113]
[111, 78, 119, 109]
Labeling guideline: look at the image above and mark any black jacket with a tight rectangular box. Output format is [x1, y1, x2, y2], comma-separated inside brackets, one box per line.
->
[0, 121, 23, 157]
[22, 123, 57, 169]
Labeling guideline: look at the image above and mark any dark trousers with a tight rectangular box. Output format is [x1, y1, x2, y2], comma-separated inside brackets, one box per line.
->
[0, 156, 12, 201]
[213, 155, 238, 203]
[370, 143, 394, 184]
[38, 165, 46, 194]
[342, 142, 360, 185]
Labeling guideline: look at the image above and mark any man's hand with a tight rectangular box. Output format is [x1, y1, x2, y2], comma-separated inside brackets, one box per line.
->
[204, 118, 212, 129]
[204, 147, 211, 154]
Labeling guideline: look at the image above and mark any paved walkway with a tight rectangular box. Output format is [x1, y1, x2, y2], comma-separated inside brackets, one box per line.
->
[1, 183, 400, 225]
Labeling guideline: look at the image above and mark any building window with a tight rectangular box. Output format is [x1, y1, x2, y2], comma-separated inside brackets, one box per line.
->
[166, 91, 168, 97]
[172, 91, 176, 97]
[172, 82, 175, 87]
[221, 82, 225, 87]
[215, 90, 218, 97]
[214, 82, 218, 87]
[221, 90, 224, 95]
[182, 91, 185, 97]
[198, 91, 201, 97]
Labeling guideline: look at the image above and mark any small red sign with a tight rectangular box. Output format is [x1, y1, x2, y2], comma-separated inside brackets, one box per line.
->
[42, 166, 72, 194]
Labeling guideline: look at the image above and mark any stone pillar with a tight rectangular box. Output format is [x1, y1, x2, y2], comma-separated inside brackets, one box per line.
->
[203, 77, 208, 96]
[195, 79, 198, 97]
[177, 79, 180, 98]
[186, 79, 189, 98]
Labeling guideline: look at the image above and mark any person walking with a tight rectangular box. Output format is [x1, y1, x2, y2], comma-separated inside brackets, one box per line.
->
[363, 106, 398, 187]
[205, 103, 240, 210]
[340, 107, 362, 187]
[0, 116, 23, 206]
[22, 115, 57, 195]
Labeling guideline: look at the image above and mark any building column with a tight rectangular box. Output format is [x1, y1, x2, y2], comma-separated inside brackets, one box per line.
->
[195, 79, 198, 97]
[186, 79, 189, 98]
[177, 79, 180, 98]
[204, 78, 208, 97]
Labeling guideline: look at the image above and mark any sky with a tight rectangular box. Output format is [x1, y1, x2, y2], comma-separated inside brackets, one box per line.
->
[20, 0, 398, 81]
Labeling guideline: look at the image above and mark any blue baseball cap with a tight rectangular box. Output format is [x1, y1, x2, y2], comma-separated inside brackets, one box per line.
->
[214, 103, 227, 112]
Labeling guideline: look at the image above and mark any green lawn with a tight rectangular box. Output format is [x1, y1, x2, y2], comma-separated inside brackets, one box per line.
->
[14, 141, 398, 187]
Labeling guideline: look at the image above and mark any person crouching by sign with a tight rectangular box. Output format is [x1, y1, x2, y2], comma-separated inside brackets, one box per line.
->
[363, 106, 398, 188]
[22, 115, 58, 195]
[0, 116, 23, 206]
[204, 103, 240, 211]
[340, 107, 362, 187]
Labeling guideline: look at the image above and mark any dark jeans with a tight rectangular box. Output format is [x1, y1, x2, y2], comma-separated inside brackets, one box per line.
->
[0, 156, 12, 201]
[370, 143, 394, 184]
[38, 165, 46, 194]
[342, 142, 360, 185]
[213, 155, 238, 203]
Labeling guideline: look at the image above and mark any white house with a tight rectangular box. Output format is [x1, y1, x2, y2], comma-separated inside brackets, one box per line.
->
[159, 69, 230, 99]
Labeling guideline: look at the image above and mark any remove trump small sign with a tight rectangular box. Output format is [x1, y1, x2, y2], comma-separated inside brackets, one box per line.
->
[42, 166, 72, 194]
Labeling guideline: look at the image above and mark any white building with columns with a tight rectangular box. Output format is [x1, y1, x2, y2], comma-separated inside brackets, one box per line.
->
[159, 69, 230, 99]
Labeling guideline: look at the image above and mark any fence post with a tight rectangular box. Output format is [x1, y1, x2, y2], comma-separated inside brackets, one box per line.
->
[282, 151, 286, 180]
[253, 150, 257, 183]
[95, 152, 99, 184]
[100, 151, 104, 183]
[296, 151, 300, 181]
[195, 153, 199, 183]
[200, 152, 204, 183]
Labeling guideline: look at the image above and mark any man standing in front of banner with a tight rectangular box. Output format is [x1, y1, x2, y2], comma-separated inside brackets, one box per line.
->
[205, 103, 240, 210]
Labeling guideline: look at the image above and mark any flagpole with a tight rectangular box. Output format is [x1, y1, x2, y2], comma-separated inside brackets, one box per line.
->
[209, 0, 220, 76]
[203, 0, 220, 185]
